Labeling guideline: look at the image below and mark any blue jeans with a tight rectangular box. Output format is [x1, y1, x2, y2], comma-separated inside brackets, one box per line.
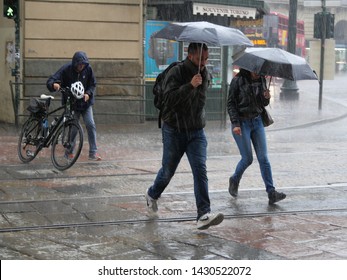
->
[74, 106, 98, 157]
[148, 123, 211, 220]
[231, 115, 275, 193]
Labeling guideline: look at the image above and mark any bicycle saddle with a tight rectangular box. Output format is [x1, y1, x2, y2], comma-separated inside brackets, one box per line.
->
[40, 94, 55, 99]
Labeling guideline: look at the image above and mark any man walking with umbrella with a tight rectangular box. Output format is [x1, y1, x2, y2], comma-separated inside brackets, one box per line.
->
[145, 43, 224, 230]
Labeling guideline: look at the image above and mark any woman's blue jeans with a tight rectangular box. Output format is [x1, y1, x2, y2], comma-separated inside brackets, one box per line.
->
[232, 115, 275, 194]
[148, 122, 211, 220]
[74, 106, 98, 157]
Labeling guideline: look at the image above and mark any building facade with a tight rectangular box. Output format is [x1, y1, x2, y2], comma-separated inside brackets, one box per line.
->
[1, 0, 144, 124]
[1, 0, 272, 125]
[264, 0, 347, 68]
[1, 0, 271, 125]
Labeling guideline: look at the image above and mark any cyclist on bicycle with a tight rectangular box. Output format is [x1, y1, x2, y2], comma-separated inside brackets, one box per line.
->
[46, 51, 102, 161]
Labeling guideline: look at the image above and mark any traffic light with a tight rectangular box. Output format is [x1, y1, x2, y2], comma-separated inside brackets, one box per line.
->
[313, 12, 335, 39]
[314, 13, 323, 39]
[326, 13, 335, 39]
[3, 0, 18, 19]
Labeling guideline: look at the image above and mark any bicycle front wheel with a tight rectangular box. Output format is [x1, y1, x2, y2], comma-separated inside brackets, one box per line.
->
[51, 120, 83, 170]
[18, 117, 43, 163]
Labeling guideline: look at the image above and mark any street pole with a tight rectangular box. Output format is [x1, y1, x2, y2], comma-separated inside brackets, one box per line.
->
[14, 15, 20, 126]
[318, 0, 326, 110]
[280, 0, 299, 95]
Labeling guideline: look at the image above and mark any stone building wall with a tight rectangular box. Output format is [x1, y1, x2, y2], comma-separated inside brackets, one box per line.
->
[2, 0, 144, 124]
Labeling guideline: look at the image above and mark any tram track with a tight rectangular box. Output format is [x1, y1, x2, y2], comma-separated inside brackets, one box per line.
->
[2, 147, 347, 182]
[1, 149, 347, 237]
[0, 206, 346, 234]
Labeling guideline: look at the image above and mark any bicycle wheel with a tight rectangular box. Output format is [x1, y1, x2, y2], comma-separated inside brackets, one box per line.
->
[51, 120, 83, 171]
[18, 117, 43, 163]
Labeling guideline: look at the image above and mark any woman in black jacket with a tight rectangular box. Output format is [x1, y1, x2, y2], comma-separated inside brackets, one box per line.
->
[227, 69, 286, 205]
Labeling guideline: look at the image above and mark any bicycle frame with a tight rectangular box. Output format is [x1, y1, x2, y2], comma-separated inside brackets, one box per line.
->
[42, 101, 74, 148]
[18, 87, 84, 170]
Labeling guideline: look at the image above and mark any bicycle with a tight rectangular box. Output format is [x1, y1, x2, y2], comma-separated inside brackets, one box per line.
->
[18, 86, 84, 171]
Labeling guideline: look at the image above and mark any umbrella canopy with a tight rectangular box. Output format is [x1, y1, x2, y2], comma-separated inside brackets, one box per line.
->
[232, 47, 318, 80]
[153, 21, 253, 47]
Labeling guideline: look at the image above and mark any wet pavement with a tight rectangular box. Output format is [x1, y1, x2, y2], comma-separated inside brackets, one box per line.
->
[0, 76, 347, 260]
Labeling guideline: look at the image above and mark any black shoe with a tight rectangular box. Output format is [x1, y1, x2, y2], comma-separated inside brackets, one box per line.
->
[229, 177, 239, 198]
[268, 190, 286, 205]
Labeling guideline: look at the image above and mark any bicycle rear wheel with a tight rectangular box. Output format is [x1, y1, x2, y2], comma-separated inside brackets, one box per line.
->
[18, 117, 43, 163]
[51, 120, 83, 171]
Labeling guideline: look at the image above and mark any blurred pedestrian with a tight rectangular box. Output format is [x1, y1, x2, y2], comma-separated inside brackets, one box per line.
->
[227, 68, 286, 204]
[145, 43, 224, 230]
[47, 51, 101, 161]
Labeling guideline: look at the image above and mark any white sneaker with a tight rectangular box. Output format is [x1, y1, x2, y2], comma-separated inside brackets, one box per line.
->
[197, 212, 224, 230]
[145, 188, 158, 213]
[88, 153, 102, 161]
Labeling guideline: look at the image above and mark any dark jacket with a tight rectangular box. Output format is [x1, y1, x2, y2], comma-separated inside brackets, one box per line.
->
[227, 70, 269, 128]
[46, 51, 96, 111]
[161, 58, 210, 131]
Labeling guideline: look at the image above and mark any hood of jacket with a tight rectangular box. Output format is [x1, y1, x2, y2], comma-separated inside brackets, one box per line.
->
[46, 51, 96, 111]
[72, 51, 89, 70]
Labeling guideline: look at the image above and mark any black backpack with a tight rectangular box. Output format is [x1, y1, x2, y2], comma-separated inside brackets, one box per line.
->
[153, 61, 184, 128]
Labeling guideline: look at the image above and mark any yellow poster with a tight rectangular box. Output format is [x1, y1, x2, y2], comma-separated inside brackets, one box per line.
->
[282, 30, 287, 46]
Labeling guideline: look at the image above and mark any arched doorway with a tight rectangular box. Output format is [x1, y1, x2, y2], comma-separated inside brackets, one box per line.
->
[335, 20, 347, 72]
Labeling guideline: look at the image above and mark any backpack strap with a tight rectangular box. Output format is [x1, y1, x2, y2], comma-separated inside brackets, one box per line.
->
[157, 60, 185, 129]
[158, 110, 162, 128]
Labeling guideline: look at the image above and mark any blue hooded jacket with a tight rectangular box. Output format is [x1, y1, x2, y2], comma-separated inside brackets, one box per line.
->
[46, 51, 96, 111]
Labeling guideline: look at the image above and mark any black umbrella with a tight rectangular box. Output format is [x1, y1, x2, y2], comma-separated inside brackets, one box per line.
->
[232, 47, 318, 81]
[153, 21, 253, 47]
[154, 21, 253, 72]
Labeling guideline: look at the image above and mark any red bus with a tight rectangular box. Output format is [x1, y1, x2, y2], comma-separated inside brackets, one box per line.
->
[263, 12, 305, 57]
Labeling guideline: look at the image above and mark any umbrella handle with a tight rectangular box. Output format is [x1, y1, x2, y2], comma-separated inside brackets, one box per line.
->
[268, 76, 272, 89]
[198, 43, 203, 74]
[267, 76, 272, 109]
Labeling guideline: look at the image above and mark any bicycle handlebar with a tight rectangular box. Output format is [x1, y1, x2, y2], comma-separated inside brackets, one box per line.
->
[59, 87, 71, 95]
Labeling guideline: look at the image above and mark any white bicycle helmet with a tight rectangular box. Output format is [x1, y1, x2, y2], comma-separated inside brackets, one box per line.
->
[71, 81, 85, 99]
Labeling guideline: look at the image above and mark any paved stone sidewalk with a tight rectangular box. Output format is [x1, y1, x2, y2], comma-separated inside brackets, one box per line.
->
[0, 77, 347, 260]
[0, 184, 346, 259]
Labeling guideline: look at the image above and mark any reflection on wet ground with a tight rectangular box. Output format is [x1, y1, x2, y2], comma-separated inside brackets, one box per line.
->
[1, 76, 347, 259]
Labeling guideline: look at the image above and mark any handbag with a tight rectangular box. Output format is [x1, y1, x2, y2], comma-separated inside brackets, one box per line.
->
[261, 108, 274, 127]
